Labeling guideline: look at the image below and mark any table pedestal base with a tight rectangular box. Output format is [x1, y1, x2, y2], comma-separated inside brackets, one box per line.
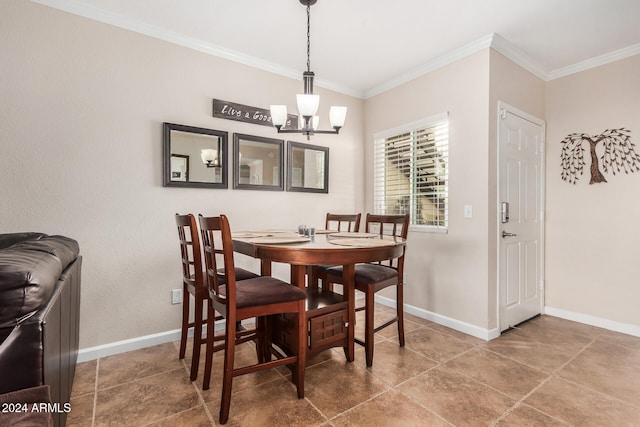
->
[271, 287, 351, 361]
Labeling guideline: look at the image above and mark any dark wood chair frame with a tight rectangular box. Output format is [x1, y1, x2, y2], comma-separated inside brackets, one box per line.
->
[325, 213, 361, 233]
[323, 213, 409, 367]
[199, 214, 307, 424]
[175, 213, 218, 381]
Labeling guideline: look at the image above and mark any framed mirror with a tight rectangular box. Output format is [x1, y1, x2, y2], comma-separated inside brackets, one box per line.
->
[163, 123, 228, 188]
[287, 141, 329, 193]
[233, 133, 284, 191]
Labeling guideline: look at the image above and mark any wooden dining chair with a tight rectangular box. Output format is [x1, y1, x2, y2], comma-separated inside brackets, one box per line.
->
[323, 213, 409, 367]
[309, 213, 362, 290]
[174, 213, 258, 382]
[325, 213, 361, 232]
[174, 213, 211, 382]
[199, 214, 307, 424]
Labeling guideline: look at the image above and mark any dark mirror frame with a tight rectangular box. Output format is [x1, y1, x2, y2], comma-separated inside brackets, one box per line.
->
[233, 133, 284, 191]
[287, 141, 329, 193]
[163, 122, 228, 189]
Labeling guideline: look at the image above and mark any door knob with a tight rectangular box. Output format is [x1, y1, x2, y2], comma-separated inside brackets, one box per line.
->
[502, 231, 517, 238]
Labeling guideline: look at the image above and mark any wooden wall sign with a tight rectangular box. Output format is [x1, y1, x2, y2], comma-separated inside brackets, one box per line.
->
[213, 99, 298, 129]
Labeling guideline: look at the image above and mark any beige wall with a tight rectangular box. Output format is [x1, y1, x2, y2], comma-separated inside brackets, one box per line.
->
[545, 55, 640, 327]
[0, 0, 364, 349]
[2, 1, 638, 354]
[364, 51, 493, 330]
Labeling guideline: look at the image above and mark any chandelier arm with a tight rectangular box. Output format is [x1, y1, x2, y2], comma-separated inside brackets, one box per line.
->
[273, 128, 341, 135]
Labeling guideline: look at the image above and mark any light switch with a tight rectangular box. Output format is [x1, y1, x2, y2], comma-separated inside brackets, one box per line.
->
[464, 205, 473, 219]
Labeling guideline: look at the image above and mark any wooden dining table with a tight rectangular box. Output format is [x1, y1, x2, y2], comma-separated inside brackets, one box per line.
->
[232, 231, 406, 361]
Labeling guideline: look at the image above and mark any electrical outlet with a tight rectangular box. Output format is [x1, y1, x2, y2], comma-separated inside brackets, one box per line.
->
[171, 289, 182, 305]
[464, 204, 473, 218]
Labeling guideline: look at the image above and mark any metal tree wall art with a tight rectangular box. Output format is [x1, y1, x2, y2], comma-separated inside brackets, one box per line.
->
[560, 128, 640, 184]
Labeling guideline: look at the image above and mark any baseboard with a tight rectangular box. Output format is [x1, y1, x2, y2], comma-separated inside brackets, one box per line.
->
[544, 306, 640, 338]
[377, 298, 640, 340]
[77, 298, 500, 362]
[77, 321, 225, 363]
[77, 330, 179, 363]
[86, 300, 639, 362]
[375, 295, 500, 341]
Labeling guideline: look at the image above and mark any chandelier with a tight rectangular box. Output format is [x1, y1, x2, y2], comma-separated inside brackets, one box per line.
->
[270, 0, 347, 140]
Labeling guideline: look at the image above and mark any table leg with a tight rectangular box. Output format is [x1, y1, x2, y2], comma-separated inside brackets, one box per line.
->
[342, 263, 355, 362]
[307, 265, 319, 290]
[260, 259, 272, 276]
[290, 264, 307, 291]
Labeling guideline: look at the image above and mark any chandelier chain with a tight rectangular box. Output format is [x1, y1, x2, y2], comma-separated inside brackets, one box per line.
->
[306, 3, 311, 72]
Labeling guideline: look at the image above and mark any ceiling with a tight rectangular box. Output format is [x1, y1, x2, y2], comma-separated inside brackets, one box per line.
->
[35, 0, 640, 98]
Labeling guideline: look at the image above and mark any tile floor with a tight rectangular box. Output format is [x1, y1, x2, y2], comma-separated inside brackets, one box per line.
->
[66, 306, 640, 426]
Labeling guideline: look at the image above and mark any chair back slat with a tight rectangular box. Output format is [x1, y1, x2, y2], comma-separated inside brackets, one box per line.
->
[365, 214, 409, 268]
[199, 214, 236, 307]
[175, 213, 203, 291]
[326, 213, 361, 232]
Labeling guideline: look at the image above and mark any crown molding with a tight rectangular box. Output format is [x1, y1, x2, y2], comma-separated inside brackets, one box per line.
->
[364, 34, 495, 99]
[364, 33, 553, 98]
[29, 1, 640, 99]
[489, 33, 549, 80]
[30, 0, 364, 98]
[28, 1, 301, 85]
[547, 43, 640, 80]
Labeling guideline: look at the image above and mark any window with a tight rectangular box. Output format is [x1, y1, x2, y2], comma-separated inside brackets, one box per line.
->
[373, 113, 449, 231]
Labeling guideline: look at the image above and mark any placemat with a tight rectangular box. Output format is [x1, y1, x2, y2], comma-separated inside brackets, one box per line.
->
[328, 238, 396, 247]
[314, 229, 337, 234]
[232, 232, 272, 238]
[250, 236, 310, 244]
[329, 232, 379, 238]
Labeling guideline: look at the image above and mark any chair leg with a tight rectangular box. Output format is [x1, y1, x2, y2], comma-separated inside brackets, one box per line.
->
[190, 294, 204, 381]
[397, 282, 405, 347]
[364, 287, 375, 367]
[295, 301, 306, 399]
[255, 316, 270, 363]
[264, 315, 273, 362]
[202, 304, 216, 391]
[219, 318, 237, 425]
[179, 285, 189, 359]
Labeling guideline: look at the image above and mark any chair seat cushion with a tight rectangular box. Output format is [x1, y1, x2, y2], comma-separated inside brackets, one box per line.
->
[215, 277, 306, 308]
[326, 264, 398, 288]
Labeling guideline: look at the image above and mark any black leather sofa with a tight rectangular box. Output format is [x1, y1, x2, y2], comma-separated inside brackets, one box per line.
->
[0, 233, 81, 427]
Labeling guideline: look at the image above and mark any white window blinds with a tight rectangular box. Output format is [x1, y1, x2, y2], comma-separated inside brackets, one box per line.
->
[373, 114, 449, 230]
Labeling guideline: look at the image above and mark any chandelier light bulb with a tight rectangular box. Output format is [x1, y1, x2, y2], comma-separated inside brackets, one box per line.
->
[329, 106, 347, 129]
[270, 105, 288, 127]
[296, 94, 320, 118]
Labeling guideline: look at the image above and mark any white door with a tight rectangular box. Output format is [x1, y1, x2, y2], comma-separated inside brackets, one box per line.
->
[498, 103, 545, 331]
